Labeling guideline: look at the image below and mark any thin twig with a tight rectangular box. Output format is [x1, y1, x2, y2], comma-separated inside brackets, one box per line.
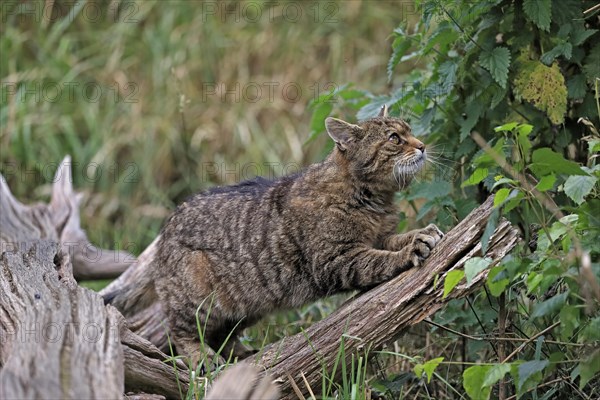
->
[498, 293, 507, 400]
[502, 321, 560, 363]
[505, 377, 565, 400]
[300, 371, 316, 400]
[466, 296, 499, 357]
[425, 319, 481, 340]
[286, 373, 306, 400]
[583, 3, 600, 14]
[425, 319, 585, 347]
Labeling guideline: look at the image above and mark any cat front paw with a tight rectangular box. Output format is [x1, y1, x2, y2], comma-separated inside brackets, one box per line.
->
[410, 224, 444, 266]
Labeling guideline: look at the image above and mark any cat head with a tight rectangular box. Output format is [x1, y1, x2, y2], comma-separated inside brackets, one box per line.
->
[325, 105, 426, 191]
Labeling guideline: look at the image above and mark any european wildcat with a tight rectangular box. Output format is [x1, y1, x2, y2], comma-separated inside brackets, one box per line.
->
[153, 105, 443, 364]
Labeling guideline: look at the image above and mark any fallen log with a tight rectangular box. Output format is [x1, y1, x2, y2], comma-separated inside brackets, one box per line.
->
[0, 160, 190, 399]
[0, 240, 190, 399]
[246, 196, 520, 398]
[103, 193, 519, 398]
[0, 240, 125, 398]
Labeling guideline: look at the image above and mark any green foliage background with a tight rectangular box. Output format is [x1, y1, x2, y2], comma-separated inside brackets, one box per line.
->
[2, 0, 600, 399]
[309, 0, 600, 398]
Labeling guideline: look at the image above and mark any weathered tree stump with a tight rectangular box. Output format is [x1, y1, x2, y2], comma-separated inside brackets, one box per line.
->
[0, 241, 124, 399]
[0, 157, 132, 280]
[0, 239, 190, 399]
[0, 160, 189, 399]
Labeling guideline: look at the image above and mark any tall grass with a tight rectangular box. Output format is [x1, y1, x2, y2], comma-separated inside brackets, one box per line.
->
[1, 2, 430, 397]
[1, 0, 404, 251]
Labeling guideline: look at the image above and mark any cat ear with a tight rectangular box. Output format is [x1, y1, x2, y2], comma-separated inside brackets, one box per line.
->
[378, 104, 389, 118]
[325, 117, 362, 151]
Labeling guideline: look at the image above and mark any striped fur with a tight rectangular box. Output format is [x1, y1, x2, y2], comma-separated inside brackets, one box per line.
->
[153, 115, 443, 364]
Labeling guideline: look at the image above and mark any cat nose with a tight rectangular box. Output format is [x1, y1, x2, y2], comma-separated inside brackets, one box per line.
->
[416, 142, 425, 152]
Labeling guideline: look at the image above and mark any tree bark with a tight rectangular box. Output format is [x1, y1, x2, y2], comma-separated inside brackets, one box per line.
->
[0, 240, 190, 399]
[246, 196, 520, 399]
[0, 240, 125, 398]
[0, 157, 132, 281]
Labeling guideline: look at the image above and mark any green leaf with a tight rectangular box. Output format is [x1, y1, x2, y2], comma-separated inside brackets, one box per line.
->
[482, 363, 511, 387]
[530, 291, 569, 319]
[578, 351, 600, 389]
[494, 122, 519, 132]
[559, 305, 579, 341]
[438, 60, 458, 94]
[588, 139, 600, 155]
[567, 74, 588, 99]
[570, 26, 597, 46]
[580, 316, 600, 342]
[540, 42, 572, 65]
[514, 62, 567, 125]
[487, 267, 509, 297]
[537, 215, 578, 250]
[357, 88, 407, 120]
[582, 43, 600, 84]
[464, 257, 492, 284]
[504, 190, 524, 213]
[407, 181, 452, 201]
[307, 101, 333, 142]
[522, 0, 551, 31]
[479, 47, 511, 89]
[388, 37, 412, 82]
[492, 177, 517, 189]
[443, 270, 465, 299]
[462, 167, 489, 187]
[459, 101, 484, 141]
[531, 148, 588, 176]
[481, 208, 499, 254]
[517, 360, 548, 393]
[494, 188, 510, 207]
[526, 272, 544, 294]
[517, 124, 533, 136]
[414, 357, 444, 383]
[463, 365, 492, 400]
[535, 174, 556, 192]
[564, 174, 598, 205]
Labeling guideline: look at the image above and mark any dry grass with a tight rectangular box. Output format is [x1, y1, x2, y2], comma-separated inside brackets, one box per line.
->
[1, 0, 409, 251]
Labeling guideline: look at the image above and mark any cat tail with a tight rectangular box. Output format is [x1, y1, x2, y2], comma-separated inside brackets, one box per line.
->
[101, 258, 158, 316]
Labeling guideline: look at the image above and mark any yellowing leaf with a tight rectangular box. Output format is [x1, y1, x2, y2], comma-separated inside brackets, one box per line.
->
[414, 357, 444, 383]
[514, 62, 567, 125]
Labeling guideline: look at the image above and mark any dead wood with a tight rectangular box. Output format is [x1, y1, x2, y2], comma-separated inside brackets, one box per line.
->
[205, 364, 280, 400]
[0, 241, 189, 399]
[245, 196, 520, 399]
[104, 192, 519, 399]
[0, 240, 124, 398]
[0, 157, 132, 280]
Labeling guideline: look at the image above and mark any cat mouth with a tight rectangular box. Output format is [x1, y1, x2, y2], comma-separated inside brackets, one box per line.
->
[394, 150, 426, 177]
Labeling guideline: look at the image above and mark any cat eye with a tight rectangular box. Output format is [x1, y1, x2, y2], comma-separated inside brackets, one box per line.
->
[388, 133, 402, 145]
